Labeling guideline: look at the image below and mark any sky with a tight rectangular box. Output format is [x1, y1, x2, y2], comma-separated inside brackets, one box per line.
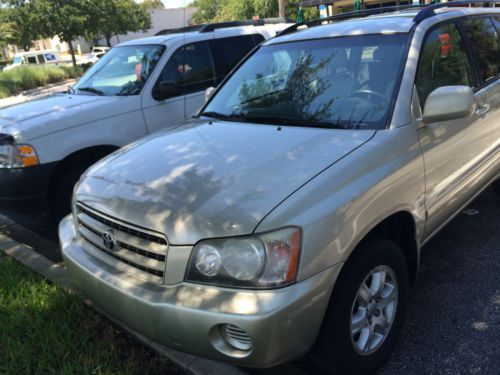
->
[162, 0, 193, 8]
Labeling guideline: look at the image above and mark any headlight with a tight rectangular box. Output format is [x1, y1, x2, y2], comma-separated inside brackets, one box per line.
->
[0, 144, 39, 168]
[186, 227, 301, 289]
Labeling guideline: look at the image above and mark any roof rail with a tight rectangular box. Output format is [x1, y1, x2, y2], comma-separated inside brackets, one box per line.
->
[156, 17, 293, 36]
[414, 0, 500, 23]
[156, 25, 204, 36]
[278, 5, 424, 37]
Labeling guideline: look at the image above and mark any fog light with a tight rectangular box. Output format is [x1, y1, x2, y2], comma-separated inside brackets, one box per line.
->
[220, 324, 252, 351]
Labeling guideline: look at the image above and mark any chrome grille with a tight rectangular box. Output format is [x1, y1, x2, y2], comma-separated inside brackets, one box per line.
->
[76, 203, 168, 284]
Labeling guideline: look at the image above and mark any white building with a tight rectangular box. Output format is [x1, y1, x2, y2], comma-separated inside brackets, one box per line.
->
[99, 7, 197, 47]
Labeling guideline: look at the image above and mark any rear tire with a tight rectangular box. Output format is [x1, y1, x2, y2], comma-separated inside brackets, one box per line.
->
[312, 239, 409, 374]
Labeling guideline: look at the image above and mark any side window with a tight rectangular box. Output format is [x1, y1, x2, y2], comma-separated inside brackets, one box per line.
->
[157, 41, 216, 97]
[27, 56, 37, 64]
[461, 17, 500, 84]
[212, 34, 265, 82]
[415, 23, 473, 105]
[37, 54, 46, 64]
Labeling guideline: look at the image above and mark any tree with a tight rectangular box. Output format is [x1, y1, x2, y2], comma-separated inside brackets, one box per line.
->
[142, 0, 165, 8]
[0, 1, 43, 51]
[88, 0, 152, 47]
[191, 0, 318, 24]
[36, 0, 89, 67]
[278, 0, 285, 18]
[191, 0, 221, 24]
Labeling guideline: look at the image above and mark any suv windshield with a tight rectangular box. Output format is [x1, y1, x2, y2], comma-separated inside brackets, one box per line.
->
[203, 34, 407, 129]
[74, 45, 164, 96]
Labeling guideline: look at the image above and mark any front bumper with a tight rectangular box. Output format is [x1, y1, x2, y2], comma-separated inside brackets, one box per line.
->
[60, 215, 342, 368]
[0, 162, 56, 214]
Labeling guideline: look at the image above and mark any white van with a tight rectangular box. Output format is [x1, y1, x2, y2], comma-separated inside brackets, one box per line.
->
[3, 50, 60, 71]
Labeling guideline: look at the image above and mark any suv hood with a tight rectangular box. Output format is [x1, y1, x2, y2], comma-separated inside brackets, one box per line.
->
[77, 120, 375, 245]
[0, 94, 140, 141]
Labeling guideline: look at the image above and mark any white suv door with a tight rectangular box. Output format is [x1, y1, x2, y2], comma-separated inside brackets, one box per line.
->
[141, 33, 266, 134]
[141, 38, 216, 134]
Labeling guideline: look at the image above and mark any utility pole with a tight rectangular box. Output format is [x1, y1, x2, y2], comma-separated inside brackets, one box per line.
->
[278, 0, 286, 18]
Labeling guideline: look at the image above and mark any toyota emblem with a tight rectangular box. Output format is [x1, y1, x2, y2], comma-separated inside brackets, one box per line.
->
[102, 230, 117, 251]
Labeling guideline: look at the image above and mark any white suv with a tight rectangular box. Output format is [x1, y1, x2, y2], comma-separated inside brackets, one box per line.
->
[0, 19, 292, 222]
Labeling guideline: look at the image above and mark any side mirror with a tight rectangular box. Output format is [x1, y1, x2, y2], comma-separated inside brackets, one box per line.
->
[423, 86, 475, 124]
[205, 86, 215, 103]
[153, 81, 180, 101]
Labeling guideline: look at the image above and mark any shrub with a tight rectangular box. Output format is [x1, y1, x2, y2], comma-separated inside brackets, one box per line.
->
[0, 65, 84, 99]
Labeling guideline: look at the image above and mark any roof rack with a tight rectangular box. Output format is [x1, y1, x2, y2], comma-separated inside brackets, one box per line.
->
[414, 0, 500, 23]
[156, 25, 204, 36]
[155, 17, 293, 36]
[278, 5, 424, 37]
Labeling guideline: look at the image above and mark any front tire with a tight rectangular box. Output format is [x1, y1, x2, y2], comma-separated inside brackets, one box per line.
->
[50, 162, 88, 223]
[313, 239, 409, 374]
[493, 180, 500, 196]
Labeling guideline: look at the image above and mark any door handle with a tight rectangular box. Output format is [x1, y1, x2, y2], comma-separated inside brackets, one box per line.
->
[475, 103, 491, 117]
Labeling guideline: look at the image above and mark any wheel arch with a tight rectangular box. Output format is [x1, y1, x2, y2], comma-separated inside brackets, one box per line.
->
[48, 145, 119, 197]
[343, 210, 420, 285]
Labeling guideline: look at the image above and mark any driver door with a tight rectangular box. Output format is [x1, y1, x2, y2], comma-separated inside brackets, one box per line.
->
[415, 22, 493, 237]
[142, 39, 217, 134]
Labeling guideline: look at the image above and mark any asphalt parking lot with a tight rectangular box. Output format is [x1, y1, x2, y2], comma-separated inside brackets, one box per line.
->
[1, 187, 498, 375]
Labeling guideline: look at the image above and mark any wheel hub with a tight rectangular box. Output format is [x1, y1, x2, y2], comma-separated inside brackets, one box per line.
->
[350, 265, 398, 356]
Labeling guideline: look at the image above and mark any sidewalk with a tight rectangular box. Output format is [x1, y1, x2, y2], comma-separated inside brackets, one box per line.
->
[0, 79, 76, 109]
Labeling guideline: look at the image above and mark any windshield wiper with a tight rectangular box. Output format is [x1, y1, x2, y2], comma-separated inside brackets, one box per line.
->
[77, 87, 105, 96]
[199, 111, 346, 129]
[241, 114, 346, 129]
[198, 111, 247, 121]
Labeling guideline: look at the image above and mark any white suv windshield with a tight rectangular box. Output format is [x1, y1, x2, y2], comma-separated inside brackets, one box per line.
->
[74, 45, 164, 96]
[203, 34, 408, 129]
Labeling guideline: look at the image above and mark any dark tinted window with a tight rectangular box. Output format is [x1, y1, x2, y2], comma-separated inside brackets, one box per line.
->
[416, 23, 473, 105]
[212, 34, 264, 81]
[462, 17, 500, 83]
[157, 41, 216, 97]
[37, 54, 45, 64]
[27, 56, 37, 64]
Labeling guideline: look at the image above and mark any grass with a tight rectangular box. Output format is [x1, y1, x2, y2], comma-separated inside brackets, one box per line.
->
[0, 255, 182, 374]
[0, 65, 83, 99]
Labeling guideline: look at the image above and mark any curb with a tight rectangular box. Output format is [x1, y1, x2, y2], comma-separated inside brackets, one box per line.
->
[19, 79, 76, 96]
[0, 79, 76, 108]
[0, 215, 247, 375]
